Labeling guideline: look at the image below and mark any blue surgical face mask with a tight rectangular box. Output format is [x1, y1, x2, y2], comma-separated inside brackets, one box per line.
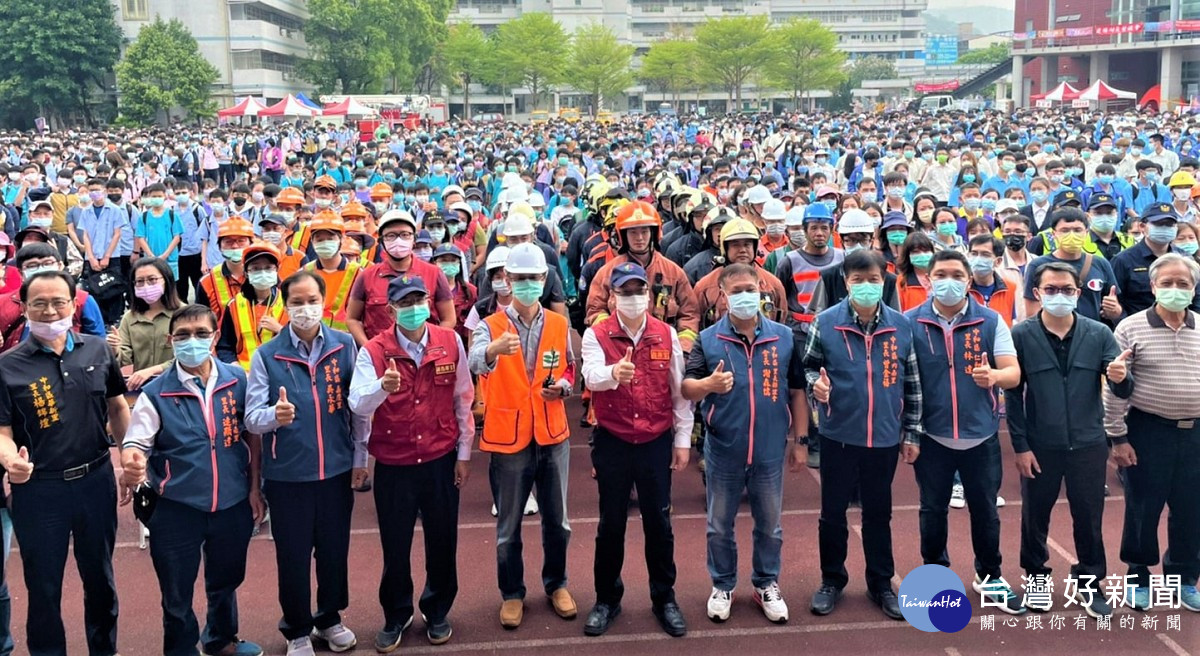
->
[963, 198, 981, 212]
[1097, 174, 1115, 185]
[727, 290, 761, 320]
[961, 174, 976, 184]
[173, 337, 213, 368]
[1148, 223, 1179, 244]
[981, 198, 997, 212]
[1040, 292, 1077, 317]
[1031, 190, 1049, 203]
[931, 278, 967, 306]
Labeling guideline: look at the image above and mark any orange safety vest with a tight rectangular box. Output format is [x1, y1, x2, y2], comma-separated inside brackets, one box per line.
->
[479, 310, 570, 454]
[304, 259, 360, 331]
[291, 222, 311, 252]
[207, 265, 238, 320]
[231, 293, 287, 370]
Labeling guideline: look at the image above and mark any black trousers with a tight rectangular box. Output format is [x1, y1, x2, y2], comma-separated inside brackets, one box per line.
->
[148, 497, 253, 656]
[914, 435, 1003, 580]
[1121, 409, 1200, 588]
[1019, 442, 1108, 581]
[591, 428, 677, 607]
[818, 435, 898, 593]
[10, 459, 118, 656]
[176, 253, 204, 302]
[373, 453, 460, 627]
[263, 472, 354, 640]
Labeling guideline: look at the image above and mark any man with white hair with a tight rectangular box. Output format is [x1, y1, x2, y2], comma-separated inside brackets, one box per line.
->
[1103, 252, 1200, 612]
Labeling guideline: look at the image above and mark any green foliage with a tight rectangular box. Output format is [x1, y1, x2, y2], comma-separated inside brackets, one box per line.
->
[567, 23, 634, 113]
[440, 23, 491, 117]
[956, 42, 1011, 66]
[694, 16, 777, 111]
[831, 56, 899, 110]
[639, 39, 699, 104]
[115, 18, 219, 125]
[494, 13, 569, 110]
[0, 0, 122, 127]
[765, 19, 846, 104]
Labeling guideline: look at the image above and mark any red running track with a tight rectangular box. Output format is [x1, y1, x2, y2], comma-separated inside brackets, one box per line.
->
[8, 398, 1199, 655]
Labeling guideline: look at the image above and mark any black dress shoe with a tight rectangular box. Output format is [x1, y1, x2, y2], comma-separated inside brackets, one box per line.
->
[653, 601, 687, 637]
[868, 588, 903, 621]
[426, 618, 453, 645]
[810, 584, 842, 616]
[583, 603, 621, 636]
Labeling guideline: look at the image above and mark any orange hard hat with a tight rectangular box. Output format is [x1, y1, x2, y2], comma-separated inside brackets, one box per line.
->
[340, 201, 369, 219]
[309, 210, 345, 235]
[241, 242, 281, 267]
[217, 217, 255, 240]
[614, 200, 662, 233]
[370, 182, 394, 200]
[276, 187, 305, 207]
[343, 218, 377, 249]
[313, 175, 338, 191]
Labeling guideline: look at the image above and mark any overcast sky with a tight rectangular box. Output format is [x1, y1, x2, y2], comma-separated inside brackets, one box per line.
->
[927, 0, 1014, 8]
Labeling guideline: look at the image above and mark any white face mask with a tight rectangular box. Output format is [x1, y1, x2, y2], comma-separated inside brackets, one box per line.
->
[615, 294, 649, 320]
[288, 303, 324, 331]
[262, 231, 283, 245]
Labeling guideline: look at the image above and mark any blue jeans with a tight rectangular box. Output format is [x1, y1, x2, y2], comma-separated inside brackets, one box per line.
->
[704, 452, 784, 591]
[489, 440, 571, 600]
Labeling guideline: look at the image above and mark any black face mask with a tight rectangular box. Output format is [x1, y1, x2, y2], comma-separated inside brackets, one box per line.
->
[232, 196, 247, 206]
[107, 193, 123, 204]
[1005, 235, 1027, 252]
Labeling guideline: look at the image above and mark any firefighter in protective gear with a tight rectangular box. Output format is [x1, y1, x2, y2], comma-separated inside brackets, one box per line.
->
[303, 211, 362, 330]
[684, 206, 736, 285]
[692, 218, 787, 329]
[664, 189, 716, 267]
[585, 201, 700, 351]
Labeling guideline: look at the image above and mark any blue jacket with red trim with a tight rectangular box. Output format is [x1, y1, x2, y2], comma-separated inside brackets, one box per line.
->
[814, 299, 915, 448]
[906, 298, 1001, 441]
[144, 360, 251, 513]
[697, 313, 795, 465]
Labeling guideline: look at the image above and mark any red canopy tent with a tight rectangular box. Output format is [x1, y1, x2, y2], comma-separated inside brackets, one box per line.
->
[258, 94, 322, 118]
[1031, 82, 1080, 102]
[322, 97, 378, 117]
[217, 97, 266, 118]
[1075, 80, 1138, 102]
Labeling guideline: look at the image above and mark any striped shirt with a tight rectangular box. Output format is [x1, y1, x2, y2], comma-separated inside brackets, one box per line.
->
[1103, 306, 1200, 439]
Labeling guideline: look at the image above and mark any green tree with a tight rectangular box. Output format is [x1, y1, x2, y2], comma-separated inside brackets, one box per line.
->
[956, 42, 1011, 66]
[765, 18, 846, 107]
[0, 0, 122, 127]
[388, 0, 453, 93]
[567, 23, 634, 113]
[832, 56, 898, 110]
[115, 18, 219, 124]
[494, 13, 569, 110]
[639, 39, 698, 110]
[301, 0, 393, 93]
[441, 23, 491, 118]
[694, 16, 777, 112]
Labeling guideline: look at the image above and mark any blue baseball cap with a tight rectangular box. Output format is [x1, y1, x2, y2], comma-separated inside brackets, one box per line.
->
[1140, 203, 1180, 223]
[387, 274, 428, 302]
[611, 262, 648, 288]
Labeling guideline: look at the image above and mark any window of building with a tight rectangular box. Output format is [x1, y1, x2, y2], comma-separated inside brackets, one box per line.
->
[123, 0, 149, 20]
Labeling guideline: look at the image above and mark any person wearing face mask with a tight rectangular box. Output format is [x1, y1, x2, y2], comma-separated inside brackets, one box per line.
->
[173, 180, 212, 300]
[258, 214, 304, 280]
[906, 250, 1025, 616]
[273, 187, 308, 253]
[966, 235, 1021, 325]
[346, 273, 473, 650]
[22, 201, 82, 276]
[1082, 193, 1135, 261]
[0, 270, 130, 656]
[135, 183, 184, 278]
[801, 250, 921, 619]
[430, 244, 476, 346]
[896, 230, 936, 311]
[1111, 203, 1200, 317]
[692, 218, 787, 330]
[681, 263, 806, 625]
[1006, 262, 1128, 620]
[311, 175, 339, 213]
[929, 207, 966, 254]
[216, 243, 289, 370]
[1018, 178, 1056, 234]
[0, 243, 105, 353]
[345, 210, 456, 346]
[468, 242, 577, 630]
[108, 258, 180, 390]
[774, 203, 843, 331]
[120, 303, 266, 656]
[1023, 208, 1122, 323]
[1166, 170, 1199, 224]
[757, 198, 789, 258]
[579, 262, 692, 638]
[1131, 160, 1171, 216]
[762, 205, 807, 275]
[74, 179, 132, 325]
[245, 270, 367, 656]
[301, 211, 362, 333]
[198, 218, 253, 324]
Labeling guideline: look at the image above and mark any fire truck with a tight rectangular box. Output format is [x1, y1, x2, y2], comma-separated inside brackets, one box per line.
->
[318, 94, 448, 142]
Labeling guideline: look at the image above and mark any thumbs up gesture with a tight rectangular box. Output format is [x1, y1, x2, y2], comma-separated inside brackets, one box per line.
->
[1107, 348, 1133, 384]
[121, 449, 147, 488]
[487, 331, 522, 360]
[972, 352, 994, 388]
[613, 347, 636, 385]
[812, 367, 832, 403]
[1101, 287, 1122, 320]
[7, 445, 33, 485]
[275, 387, 296, 426]
[382, 358, 403, 394]
[706, 360, 734, 395]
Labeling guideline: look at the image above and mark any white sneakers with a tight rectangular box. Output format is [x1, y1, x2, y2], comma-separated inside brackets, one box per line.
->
[286, 637, 315, 656]
[949, 483, 966, 509]
[754, 582, 790, 623]
[490, 494, 540, 517]
[707, 587, 733, 622]
[311, 624, 357, 653]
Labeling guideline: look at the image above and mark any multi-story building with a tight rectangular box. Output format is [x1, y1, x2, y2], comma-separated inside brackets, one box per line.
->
[113, 0, 313, 105]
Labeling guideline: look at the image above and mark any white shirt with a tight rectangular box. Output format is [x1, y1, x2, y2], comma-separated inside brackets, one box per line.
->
[580, 314, 694, 448]
[123, 357, 220, 452]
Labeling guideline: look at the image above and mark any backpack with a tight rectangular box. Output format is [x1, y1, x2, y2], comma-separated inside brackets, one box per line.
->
[168, 157, 188, 179]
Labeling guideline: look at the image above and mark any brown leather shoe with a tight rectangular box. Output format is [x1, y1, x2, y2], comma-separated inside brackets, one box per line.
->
[500, 599, 524, 629]
[549, 587, 578, 619]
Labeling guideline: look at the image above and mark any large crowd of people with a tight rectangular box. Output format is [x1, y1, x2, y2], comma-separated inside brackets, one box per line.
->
[0, 105, 1194, 655]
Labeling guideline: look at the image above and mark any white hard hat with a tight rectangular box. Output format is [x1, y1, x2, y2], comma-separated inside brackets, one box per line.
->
[505, 242, 548, 274]
[377, 209, 417, 233]
[995, 199, 1021, 214]
[448, 201, 473, 218]
[761, 198, 787, 221]
[501, 186, 528, 205]
[440, 184, 465, 200]
[500, 172, 524, 190]
[784, 206, 806, 227]
[527, 193, 546, 209]
[486, 246, 511, 271]
[745, 185, 772, 205]
[502, 213, 535, 237]
[837, 208, 876, 235]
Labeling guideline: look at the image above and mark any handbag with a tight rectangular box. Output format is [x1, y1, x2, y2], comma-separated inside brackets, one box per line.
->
[131, 482, 158, 524]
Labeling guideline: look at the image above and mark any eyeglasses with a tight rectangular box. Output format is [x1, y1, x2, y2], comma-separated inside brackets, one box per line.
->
[381, 231, 415, 243]
[171, 330, 214, 342]
[1041, 286, 1079, 296]
[26, 299, 71, 312]
[134, 276, 163, 288]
